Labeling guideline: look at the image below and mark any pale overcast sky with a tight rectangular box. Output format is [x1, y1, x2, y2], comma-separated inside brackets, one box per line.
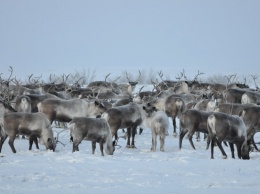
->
[0, 0, 259, 82]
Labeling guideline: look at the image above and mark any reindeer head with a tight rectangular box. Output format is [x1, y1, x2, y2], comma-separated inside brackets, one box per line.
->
[241, 139, 250, 160]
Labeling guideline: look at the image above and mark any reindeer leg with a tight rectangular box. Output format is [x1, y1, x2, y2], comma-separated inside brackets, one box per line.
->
[126, 127, 131, 148]
[172, 117, 177, 137]
[206, 135, 211, 150]
[0, 135, 8, 153]
[216, 140, 227, 159]
[92, 142, 96, 154]
[130, 126, 137, 148]
[210, 136, 215, 159]
[99, 142, 104, 156]
[196, 132, 200, 141]
[8, 136, 16, 153]
[139, 127, 143, 135]
[251, 135, 259, 152]
[29, 136, 34, 150]
[236, 143, 242, 159]
[34, 137, 39, 149]
[72, 142, 80, 152]
[151, 131, 156, 152]
[179, 130, 187, 149]
[188, 132, 196, 150]
[29, 135, 39, 150]
[160, 134, 165, 152]
[228, 142, 235, 159]
[204, 133, 208, 141]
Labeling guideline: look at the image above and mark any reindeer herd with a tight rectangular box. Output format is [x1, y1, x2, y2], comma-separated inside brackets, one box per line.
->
[0, 67, 260, 160]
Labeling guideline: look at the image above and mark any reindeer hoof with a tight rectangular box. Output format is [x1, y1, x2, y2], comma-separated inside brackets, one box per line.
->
[160, 148, 165, 152]
[126, 145, 136, 149]
[222, 155, 227, 159]
[130, 145, 136, 149]
[173, 132, 178, 137]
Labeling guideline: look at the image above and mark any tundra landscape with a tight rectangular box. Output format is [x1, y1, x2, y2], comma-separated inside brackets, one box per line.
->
[1, 69, 260, 194]
[1, 1, 260, 193]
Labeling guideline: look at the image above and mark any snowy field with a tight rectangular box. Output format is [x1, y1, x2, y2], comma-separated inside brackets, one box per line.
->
[1, 85, 260, 194]
[1, 124, 260, 194]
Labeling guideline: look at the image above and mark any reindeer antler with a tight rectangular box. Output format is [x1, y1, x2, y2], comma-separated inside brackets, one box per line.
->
[251, 75, 259, 90]
[158, 70, 164, 81]
[114, 133, 128, 149]
[193, 70, 204, 82]
[53, 128, 68, 147]
[175, 69, 187, 81]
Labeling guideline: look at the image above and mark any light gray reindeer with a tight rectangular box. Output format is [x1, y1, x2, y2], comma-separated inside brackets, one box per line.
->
[69, 117, 115, 156]
[142, 103, 169, 152]
[0, 112, 56, 153]
[101, 102, 144, 148]
[37, 98, 107, 124]
[241, 91, 260, 105]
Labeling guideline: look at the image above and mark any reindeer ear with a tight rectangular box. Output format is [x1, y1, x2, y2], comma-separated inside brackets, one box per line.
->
[47, 138, 52, 143]
[113, 140, 116, 146]
[143, 106, 146, 110]
[95, 100, 99, 106]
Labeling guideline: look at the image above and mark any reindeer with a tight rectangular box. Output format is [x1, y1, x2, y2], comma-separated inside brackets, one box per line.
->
[241, 91, 260, 105]
[207, 112, 250, 159]
[24, 93, 60, 113]
[155, 69, 204, 94]
[191, 82, 212, 90]
[69, 117, 115, 156]
[147, 94, 185, 136]
[101, 102, 144, 148]
[142, 103, 169, 152]
[37, 98, 107, 124]
[194, 99, 216, 112]
[154, 70, 189, 93]
[191, 99, 217, 141]
[132, 85, 158, 104]
[87, 73, 122, 94]
[66, 87, 96, 99]
[207, 83, 239, 99]
[14, 95, 32, 113]
[239, 106, 260, 151]
[0, 112, 56, 153]
[95, 90, 132, 101]
[38, 74, 65, 94]
[223, 88, 249, 103]
[119, 70, 141, 94]
[214, 103, 257, 115]
[179, 109, 212, 149]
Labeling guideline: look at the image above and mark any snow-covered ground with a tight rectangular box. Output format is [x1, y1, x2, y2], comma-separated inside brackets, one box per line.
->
[1, 124, 260, 194]
[1, 85, 260, 194]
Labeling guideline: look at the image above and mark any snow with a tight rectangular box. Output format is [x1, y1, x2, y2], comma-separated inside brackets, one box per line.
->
[1, 127, 260, 194]
[1, 85, 260, 194]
